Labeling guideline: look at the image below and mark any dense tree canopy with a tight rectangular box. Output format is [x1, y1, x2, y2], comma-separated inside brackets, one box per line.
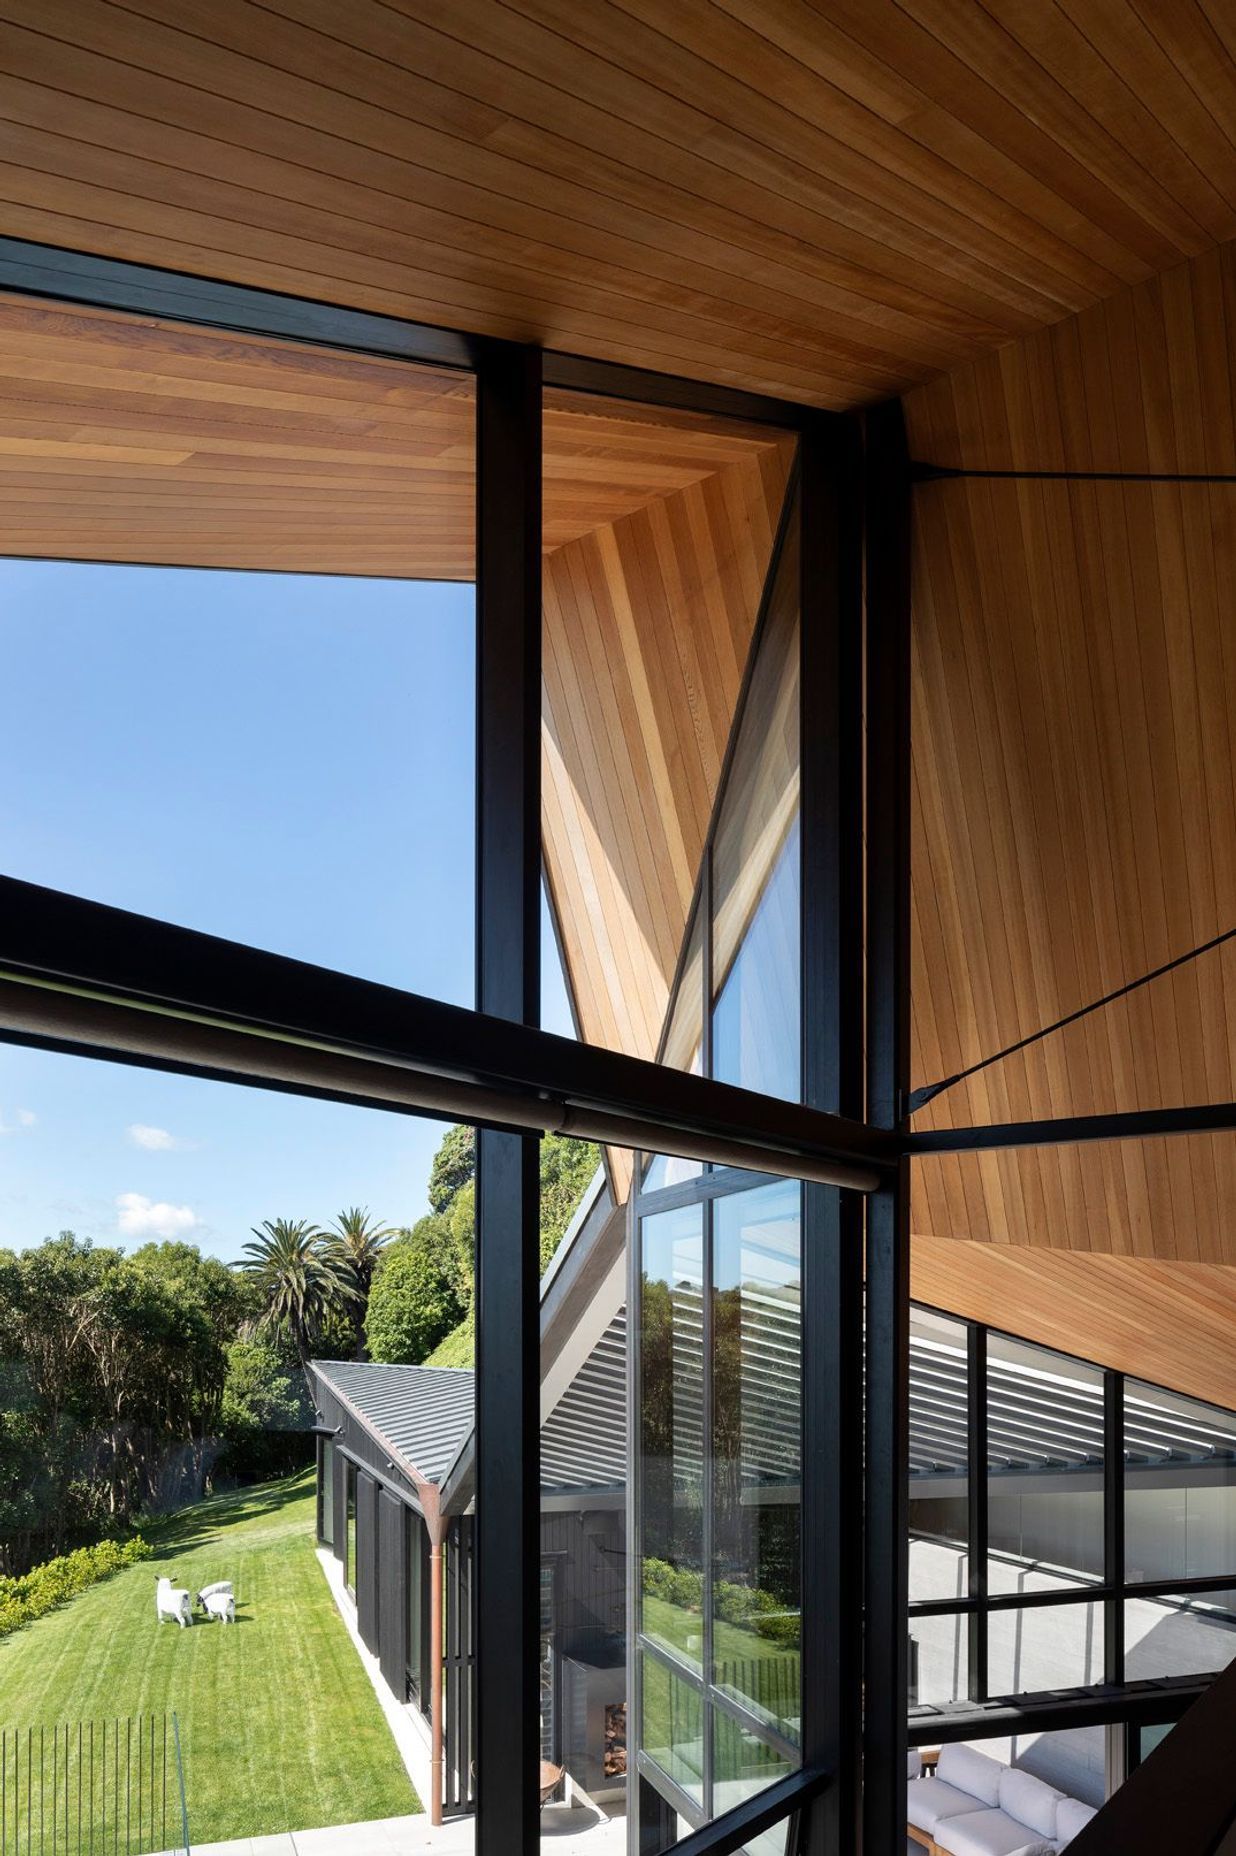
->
[0, 1127, 599, 1570]
[364, 1217, 464, 1365]
[421, 1125, 601, 1367]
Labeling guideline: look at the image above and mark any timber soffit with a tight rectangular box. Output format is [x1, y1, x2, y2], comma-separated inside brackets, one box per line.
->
[0, 3, 1235, 405]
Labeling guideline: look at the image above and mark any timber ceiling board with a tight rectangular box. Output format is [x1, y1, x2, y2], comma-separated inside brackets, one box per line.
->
[1, 1, 1236, 405]
[906, 237, 1236, 1268]
[0, 290, 784, 572]
[911, 1233, 1236, 1412]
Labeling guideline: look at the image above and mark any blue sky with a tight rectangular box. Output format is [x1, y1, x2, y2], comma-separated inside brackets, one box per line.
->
[0, 561, 573, 1261]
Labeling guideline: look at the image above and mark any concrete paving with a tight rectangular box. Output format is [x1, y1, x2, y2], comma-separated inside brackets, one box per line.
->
[153, 1800, 625, 1856]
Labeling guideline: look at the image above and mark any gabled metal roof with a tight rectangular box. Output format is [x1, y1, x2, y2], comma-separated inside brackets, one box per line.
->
[312, 1359, 475, 1486]
[541, 1310, 626, 1493]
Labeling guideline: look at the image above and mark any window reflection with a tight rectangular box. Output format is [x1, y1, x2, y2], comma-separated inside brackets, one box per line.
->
[1125, 1380, 1236, 1581]
[641, 1203, 706, 1671]
[987, 1600, 1102, 1696]
[910, 1308, 969, 1602]
[987, 1333, 1104, 1589]
[710, 508, 800, 1104]
[641, 1653, 704, 1804]
[712, 1180, 802, 1745]
[1125, 1588, 1236, 1679]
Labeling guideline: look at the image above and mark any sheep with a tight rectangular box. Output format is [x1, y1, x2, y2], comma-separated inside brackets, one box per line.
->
[196, 1585, 236, 1624]
[155, 1576, 193, 1628]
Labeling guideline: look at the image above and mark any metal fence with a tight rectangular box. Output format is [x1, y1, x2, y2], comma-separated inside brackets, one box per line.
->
[0, 1716, 188, 1856]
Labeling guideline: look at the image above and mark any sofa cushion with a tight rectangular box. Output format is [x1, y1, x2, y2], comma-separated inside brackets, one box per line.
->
[1057, 1797, 1098, 1843]
[937, 1743, 1005, 1808]
[907, 1777, 989, 1836]
[999, 1767, 1065, 1838]
[936, 1808, 1055, 1856]
[908, 1748, 922, 1781]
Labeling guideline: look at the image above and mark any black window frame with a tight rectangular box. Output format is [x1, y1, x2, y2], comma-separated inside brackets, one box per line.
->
[907, 1303, 1236, 1714]
[4, 231, 1229, 1856]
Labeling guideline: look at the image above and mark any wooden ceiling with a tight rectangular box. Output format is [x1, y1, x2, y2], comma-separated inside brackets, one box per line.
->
[0, 291, 786, 574]
[911, 1233, 1236, 1413]
[0, 2, 1235, 407]
[906, 237, 1236, 1279]
[0, 2, 1235, 1383]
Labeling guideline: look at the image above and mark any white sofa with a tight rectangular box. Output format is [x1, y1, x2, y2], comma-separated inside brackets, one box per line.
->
[907, 1743, 1098, 1856]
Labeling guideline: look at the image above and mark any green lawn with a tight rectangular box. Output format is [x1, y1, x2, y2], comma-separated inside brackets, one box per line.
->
[0, 1472, 419, 1846]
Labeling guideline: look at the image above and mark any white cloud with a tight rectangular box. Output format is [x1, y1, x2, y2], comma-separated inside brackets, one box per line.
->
[115, 1192, 198, 1240]
[15, 1109, 35, 1127]
[127, 1124, 190, 1152]
[0, 1107, 36, 1136]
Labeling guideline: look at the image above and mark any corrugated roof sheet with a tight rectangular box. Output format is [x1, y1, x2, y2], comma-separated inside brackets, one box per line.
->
[313, 1359, 474, 1485]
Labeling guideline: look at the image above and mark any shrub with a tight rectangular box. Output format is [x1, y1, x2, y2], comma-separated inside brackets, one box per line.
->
[0, 1535, 151, 1638]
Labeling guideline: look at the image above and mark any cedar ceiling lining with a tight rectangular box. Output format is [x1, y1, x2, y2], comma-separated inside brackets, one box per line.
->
[911, 1233, 1236, 1412]
[0, 0, 1235, 406]
[905, 236, 1236, 1273]
[0, 291, 786, 574]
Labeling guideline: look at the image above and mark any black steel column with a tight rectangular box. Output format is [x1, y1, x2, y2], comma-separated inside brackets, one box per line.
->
[1104, 1371, 1125, 1685]
[968, 1326, 989, 1700]
[474, 340, 542, 1856]
[800, 412, 865, 1856]
[862, 399, 913, 1856]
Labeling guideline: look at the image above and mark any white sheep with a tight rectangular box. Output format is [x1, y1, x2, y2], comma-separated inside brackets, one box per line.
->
[196, 1584, 235, 1624]
[155, 1576, 193, 1628]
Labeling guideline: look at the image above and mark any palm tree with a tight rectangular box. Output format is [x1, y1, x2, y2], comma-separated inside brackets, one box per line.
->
[238, 1218, 353, 1378]
[326, 1206, 396, 1358]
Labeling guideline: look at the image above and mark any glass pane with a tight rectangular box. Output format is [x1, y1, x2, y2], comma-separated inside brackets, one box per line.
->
[909, 1611, 969, 1707]
[1125, 1379, 1236, 1581]
[541, 384, 794, 1095]
[711, 506, 801, 1103]
[0, 297, 476, 997]
[910, 1307, 969, 1601]
[640, 1202, 706, 1669]
[987, 1601, 1103, 1695]
[1125, 1588, 1236, 1679]
[320, 1439, 335, 1546]
[712, 1179, 802, 1748]
[345, 1462, 358, 1599]
[987, 1333, 1104, 1589]
[641, 906, 706, 1194]
[641, 1653, 705, 1804]
[711, 1709, 794, 1819]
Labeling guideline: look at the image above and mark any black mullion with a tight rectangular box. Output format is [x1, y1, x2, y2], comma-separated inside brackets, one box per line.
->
[627, 1186, 648, 1854]
[800, 409, 864, 1856]
[863, 397, 913, 1856]
[969, 1326, 989, 1701]
[702, 847, 715, 1087]
[701, 1195, 716, 1819]
[1105, 1372, 1125, 1685]
[473, 339, 542, 1856]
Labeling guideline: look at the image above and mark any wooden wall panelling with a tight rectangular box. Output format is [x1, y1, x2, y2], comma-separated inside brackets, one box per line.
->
[905, 237, 1236, 1271]
[1, 0, 1235, 405]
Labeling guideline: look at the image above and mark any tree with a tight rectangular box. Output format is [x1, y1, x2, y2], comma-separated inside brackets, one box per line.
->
[220, 1338, 311, 1437]
[421, 1131, 601, 1367]
[427, 1124, 474, 1215]
[538, 1133, 601, 1270]
[236, 1218, 353, 1379]
[365, 1217, 464, 1364]
[324, 1207, 395, 1358]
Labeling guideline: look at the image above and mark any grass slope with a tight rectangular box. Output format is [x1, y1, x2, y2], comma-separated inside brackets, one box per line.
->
[0, 1473, 418, 1845]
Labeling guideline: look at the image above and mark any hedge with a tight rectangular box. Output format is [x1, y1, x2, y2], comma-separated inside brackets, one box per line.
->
[641, 1557, 800, 1648]
[0, 1536, 151, 1638]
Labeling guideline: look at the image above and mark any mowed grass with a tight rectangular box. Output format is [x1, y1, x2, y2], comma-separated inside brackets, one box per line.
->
[0, 1472, 419, 1845]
